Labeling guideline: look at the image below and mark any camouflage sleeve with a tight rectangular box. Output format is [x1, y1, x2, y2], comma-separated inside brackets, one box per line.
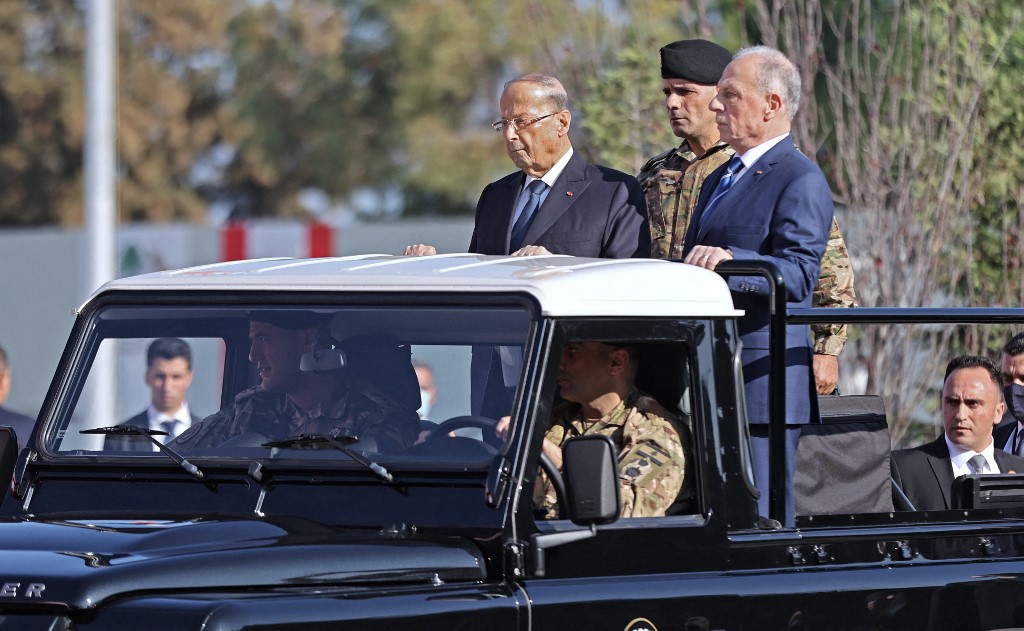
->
[617, 409, 691, 518]
[812, 217, 857, 356]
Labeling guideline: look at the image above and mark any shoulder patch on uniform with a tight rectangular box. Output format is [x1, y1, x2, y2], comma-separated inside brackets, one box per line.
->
[174, 422, 202, 444]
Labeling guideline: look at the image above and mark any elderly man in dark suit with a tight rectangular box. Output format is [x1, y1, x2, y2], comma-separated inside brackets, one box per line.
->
[405, 74, 649, 417]
[680, 46, 833, 524]
[405, 73, 649, 259]
[892, 355, 1024, 511]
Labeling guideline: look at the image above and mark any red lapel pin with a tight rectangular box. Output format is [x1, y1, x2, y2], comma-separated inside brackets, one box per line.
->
[566, 191, 573, 196]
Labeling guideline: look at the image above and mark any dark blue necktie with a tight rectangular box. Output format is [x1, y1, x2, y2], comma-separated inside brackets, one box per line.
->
[509, 179, 548, 251]
[697, 155, 743, 231]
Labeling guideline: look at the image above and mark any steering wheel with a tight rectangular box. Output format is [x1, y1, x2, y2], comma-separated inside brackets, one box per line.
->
[426, 415, 502, 447]
[539, 451, 567, 518]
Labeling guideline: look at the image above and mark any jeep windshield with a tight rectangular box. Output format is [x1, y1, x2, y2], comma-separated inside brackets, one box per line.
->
[45, 300, 535, 471]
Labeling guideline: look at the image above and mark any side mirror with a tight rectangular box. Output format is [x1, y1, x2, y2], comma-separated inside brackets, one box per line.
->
[563, 434, 620, 525]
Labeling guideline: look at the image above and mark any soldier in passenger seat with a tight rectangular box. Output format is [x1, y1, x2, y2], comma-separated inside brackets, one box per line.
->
[498, 341, 694, 518]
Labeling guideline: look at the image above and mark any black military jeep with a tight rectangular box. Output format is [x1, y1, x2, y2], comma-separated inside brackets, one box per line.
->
[1, 254, 1023, 630]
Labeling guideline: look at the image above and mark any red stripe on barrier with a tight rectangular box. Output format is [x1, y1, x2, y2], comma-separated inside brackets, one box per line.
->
[222, 222, 247, 261]
[308, 221, 333, 258]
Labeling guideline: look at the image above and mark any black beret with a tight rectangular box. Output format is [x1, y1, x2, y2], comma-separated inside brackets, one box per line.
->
[248, 310, 325, 330]
[660, 39, 733, 83]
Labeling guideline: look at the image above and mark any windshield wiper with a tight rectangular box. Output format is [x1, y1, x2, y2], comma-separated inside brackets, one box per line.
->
[80, 425, 206, 481]
[262, 434, 405, 493]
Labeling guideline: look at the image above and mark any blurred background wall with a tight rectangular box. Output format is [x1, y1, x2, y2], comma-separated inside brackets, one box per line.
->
[0, 217, 473, 419]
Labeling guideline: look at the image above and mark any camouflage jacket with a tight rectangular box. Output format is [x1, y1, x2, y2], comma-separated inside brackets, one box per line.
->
[177, 375, 419, 453]
[638, 140, 733, 261]
[639, 142, 858, 355]
[536, 387, 693, 518]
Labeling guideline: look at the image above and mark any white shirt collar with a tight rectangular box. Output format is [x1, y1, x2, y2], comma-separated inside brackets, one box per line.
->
[524, 146, 574, 189]
[944, 434, 1000, 475]
[732, 133, 790, 185]
[146, 403, 192, 431]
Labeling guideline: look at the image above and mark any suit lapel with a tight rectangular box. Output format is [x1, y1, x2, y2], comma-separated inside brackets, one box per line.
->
[500, 173, 527, 253]
[519, 151, 591, 247]
[923, 438, 954, 509]
[994, 449, 1023, 473]
[694, 140, 792, 243]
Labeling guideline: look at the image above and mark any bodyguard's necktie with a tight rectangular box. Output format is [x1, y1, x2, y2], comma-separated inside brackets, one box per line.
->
[509, 179, 548, 252]
[160, 419, 179, 444]
[697, 155, 743, 231]
[1014, 426, 1024, 457]
[968, 454, 988, 475]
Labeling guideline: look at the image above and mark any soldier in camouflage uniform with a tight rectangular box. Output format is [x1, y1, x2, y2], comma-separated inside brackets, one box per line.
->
[534, 342, 693, 519]
[176, 311, 419, 452]
[639, 39, 857, 394]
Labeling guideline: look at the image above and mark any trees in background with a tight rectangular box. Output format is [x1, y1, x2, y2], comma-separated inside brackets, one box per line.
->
[0, 1, 1021, 441]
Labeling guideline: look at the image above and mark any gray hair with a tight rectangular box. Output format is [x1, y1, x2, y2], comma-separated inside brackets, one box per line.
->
[734, 46, 801, 119]
[504, 73, 570, 112]
[0, 344, 8, 373]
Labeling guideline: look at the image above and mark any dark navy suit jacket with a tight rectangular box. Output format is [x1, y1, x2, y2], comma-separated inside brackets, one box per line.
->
[891, 436, 1024, 511]
[0, 404, 35, 449]
[683, 137, 832, 426]
[468, 150, 650, 258]
[993, 415, 1017, 451]
[468, 150, 649, 417]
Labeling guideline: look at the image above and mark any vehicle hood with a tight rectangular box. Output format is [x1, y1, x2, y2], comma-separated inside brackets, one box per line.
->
[0, 516, 487, 610]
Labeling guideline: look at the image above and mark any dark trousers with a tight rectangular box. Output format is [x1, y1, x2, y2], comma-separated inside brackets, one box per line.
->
[750, 426, 802, 527]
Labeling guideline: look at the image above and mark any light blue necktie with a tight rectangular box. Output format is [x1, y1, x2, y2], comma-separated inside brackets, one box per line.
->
[697, 155, 744, 231]
[509, 180, 548, 251]
[968, 454, 987, 475]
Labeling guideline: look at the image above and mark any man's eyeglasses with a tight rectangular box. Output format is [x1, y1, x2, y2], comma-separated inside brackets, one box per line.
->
[491, 112, 559, 133]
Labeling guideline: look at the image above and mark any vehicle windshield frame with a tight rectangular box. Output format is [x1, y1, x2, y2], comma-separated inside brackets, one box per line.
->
[37, 290, 541, 474]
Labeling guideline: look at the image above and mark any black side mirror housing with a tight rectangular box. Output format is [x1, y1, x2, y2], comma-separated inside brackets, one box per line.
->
[563, 434, 620, 525]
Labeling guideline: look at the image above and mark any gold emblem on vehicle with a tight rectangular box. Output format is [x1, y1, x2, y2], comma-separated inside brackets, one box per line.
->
[624, 618, 658, 631]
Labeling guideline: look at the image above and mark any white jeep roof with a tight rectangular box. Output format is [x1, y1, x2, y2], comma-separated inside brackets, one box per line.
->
[90, 254, 741, 318]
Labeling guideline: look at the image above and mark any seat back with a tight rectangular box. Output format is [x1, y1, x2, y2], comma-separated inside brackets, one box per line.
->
[338, 335, 421, 412]
[794, 395, 893, 515]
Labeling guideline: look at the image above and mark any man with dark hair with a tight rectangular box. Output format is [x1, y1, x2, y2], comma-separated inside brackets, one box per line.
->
[0, 343, 35, 448]
[498, 341, 693, 518]
[891, 355, 1024, 511]
[994, 331, 1024, 454]
[178, 311, 419, 453]
[105, 337, 198, 451]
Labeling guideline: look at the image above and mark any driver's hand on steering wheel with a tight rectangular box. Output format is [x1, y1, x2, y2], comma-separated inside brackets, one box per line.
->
[495, 416, 511, 441]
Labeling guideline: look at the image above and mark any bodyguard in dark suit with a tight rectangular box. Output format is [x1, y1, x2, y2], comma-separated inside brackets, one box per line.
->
[105, 338, 199, 451]
[995, 332, 1024, 454]
[0, 344, 35, 449]
[892, 355, 1024, 511]
[406, 73, 649, 259]
[681, 46, 833, 523]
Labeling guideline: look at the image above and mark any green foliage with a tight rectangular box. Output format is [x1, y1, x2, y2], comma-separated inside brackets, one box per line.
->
[577, 45, 674, 175]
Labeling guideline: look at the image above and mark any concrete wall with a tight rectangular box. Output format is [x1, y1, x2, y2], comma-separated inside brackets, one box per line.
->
[0, 218, 474, 419]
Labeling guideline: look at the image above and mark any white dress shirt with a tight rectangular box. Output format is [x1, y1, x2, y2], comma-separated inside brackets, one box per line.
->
[945, 434, 1000, 476]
